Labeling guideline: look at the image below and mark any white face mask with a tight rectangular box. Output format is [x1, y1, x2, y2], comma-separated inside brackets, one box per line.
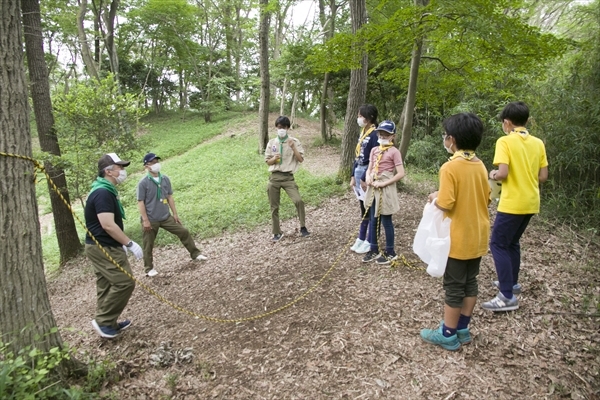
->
[277, 129, 287, 138]
[443, 137, 454, 154]
[357, 117, 367, 128]
[377, 138, 390, 145]
[115, 169, 127, 184]
[149, 163, 161, 173]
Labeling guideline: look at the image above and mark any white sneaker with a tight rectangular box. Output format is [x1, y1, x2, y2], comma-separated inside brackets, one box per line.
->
[195, 254, 208, 261]
[350, 238, 363, 252]
[355, 240, 371, 254]
[146, 269, 158, 277]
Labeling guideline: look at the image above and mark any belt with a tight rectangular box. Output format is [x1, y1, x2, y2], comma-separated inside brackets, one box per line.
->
[272, 171, 293, 175]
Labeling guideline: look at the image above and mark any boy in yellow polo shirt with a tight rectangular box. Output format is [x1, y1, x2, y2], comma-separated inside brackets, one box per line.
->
[420, 113, 490, 351]
[482, 101, 548, 312]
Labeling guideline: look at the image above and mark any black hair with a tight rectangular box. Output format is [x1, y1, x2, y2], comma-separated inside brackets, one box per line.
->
[499, 101, 529, 126]
[358, 104, 379, 126]
[442, 113, 484, 150]
[275, 115, 291, 128]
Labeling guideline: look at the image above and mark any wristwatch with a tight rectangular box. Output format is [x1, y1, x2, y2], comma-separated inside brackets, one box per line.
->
[126, 241, 134, 248]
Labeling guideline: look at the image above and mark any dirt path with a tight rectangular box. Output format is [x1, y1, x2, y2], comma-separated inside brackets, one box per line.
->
[48, 118, 600, 399]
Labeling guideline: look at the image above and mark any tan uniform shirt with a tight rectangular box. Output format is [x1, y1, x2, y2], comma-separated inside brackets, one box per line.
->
[265, 136, 304, 174]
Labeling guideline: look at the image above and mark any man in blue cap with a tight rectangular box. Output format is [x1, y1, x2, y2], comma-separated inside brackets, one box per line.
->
[136, 153, 207, 277]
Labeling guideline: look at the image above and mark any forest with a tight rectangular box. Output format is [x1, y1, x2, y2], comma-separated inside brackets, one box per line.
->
[0, 0, 599, 398]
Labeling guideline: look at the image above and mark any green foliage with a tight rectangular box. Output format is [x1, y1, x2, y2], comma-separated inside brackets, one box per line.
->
[0, 335, 69, 399]
[525, 0, 600, 227]
[52, 74, 147, 201]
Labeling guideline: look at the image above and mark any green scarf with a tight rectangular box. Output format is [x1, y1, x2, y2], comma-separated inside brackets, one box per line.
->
[89, 177, 126, 219]
[147, 172, 162, 200]
[278, 135, 289, 164]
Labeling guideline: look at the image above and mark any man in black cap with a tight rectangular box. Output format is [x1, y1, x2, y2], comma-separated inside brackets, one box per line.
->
[85, 153, 142, 339]
[136, 153, 207, 277]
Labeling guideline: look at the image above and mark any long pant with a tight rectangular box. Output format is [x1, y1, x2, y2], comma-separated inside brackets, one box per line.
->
[142, 215, 201, 273]
[443, 257, 481, 308]
[490, 212, 533, 297]
[368, 206, 395, 255]
[354, 164, 369, 241]
[86, 244, 136, 329]
[267, 171, 306, 235]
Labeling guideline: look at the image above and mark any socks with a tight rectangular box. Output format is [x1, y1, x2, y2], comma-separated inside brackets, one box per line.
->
[500, 291, 514, 300]
[457, 314, 471, 330]
[442, 324, 457, 338]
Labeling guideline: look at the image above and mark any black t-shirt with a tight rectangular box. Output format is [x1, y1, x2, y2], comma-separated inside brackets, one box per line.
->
[84, 188, 124, 247]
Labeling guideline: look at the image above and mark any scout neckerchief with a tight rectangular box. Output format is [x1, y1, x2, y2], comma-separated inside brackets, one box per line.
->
[278, 134, 289, 164]
[510, 127, 529, 137]
[89, 177, 125, 219]
[147, 172, 163, 200]
[449, 150, 477, 161]
[373, 143, 395, 176]
[355, 125, 376, 158]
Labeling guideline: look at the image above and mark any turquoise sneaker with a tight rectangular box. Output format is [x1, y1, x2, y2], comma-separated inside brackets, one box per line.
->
[439, 321, 471, 345]
[420, 326, 460, 351]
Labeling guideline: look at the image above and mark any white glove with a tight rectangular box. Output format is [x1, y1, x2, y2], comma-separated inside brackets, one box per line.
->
[123, 241, 143, 260]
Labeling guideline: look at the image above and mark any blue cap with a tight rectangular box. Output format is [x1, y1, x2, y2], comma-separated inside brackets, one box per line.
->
[376, 120, 396, 135]
[143, 153, 161, 165]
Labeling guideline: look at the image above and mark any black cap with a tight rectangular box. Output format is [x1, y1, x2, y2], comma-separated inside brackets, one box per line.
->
[98, 153, 130, 171]
[143, 153, 161, 165]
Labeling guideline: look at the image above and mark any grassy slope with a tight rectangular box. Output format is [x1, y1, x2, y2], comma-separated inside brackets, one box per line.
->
[41, 111, 345, 270]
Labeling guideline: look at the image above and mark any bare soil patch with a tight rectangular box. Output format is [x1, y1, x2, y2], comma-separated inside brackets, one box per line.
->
[48, 117, 600, 399]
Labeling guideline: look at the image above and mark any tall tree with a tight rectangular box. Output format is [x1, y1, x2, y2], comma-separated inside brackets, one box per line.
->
[22, 0, 82, 264]
[0, 0, 65, 355]
[77, 0, 100, 80]
[258, 0, 271, 153]
[339, 0, 367, 176]
[319, 0, 338, 142]
[398, 0, 429, 160]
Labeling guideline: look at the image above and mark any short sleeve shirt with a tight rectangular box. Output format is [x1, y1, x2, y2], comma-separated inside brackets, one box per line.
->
[437, 159, 491, 260]
[84, 188, 123, 247]
[493, 131, 548, 214]
[265, 136, 304, 174]
[136, 174, 173, 222]
[368, 146, 403, 174]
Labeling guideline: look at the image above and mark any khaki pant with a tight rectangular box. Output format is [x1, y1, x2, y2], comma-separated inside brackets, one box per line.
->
[142, 215, 201, 272]
[85, 244, 136, 329]
[267, 172, 306, 235]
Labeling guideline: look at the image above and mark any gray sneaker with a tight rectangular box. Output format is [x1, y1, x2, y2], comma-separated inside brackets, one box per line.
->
[482, 292, 519, 312]
[492, 280, 522, 294]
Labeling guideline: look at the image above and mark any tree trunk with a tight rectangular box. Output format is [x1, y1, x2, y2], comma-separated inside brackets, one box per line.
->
[319, 0, 337, 143]
[101, 0, 120, 80]
[339, 0, 368, 177]
[1, 0, 62, 356]
[77, 0, 100, 80]
[398, 0, 429, 161]
[22, 0, 82, 265]
[258, 0, 271, 153]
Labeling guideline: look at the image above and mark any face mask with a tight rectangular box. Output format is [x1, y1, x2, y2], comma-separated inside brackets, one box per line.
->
[277, 129, 287, 138]
[115, 169, 127, 184]
[377, 138, 390, 145]
[357, 118, 367, 128]
[443, 137, 454, 154]
[149, 163, 161, 173]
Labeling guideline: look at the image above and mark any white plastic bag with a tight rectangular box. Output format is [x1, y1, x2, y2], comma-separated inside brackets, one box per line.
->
[412, 199, 451, 277]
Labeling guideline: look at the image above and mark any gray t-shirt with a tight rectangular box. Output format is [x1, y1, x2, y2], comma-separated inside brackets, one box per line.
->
[136, 174, 173, 222]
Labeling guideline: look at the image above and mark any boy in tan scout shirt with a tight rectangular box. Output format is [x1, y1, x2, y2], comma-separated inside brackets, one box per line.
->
[264, 116, 310, 241]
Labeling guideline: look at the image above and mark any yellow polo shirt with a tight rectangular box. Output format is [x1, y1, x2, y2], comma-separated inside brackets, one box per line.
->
[493, 130, 548, 214]
[437, 158, 490, 260]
